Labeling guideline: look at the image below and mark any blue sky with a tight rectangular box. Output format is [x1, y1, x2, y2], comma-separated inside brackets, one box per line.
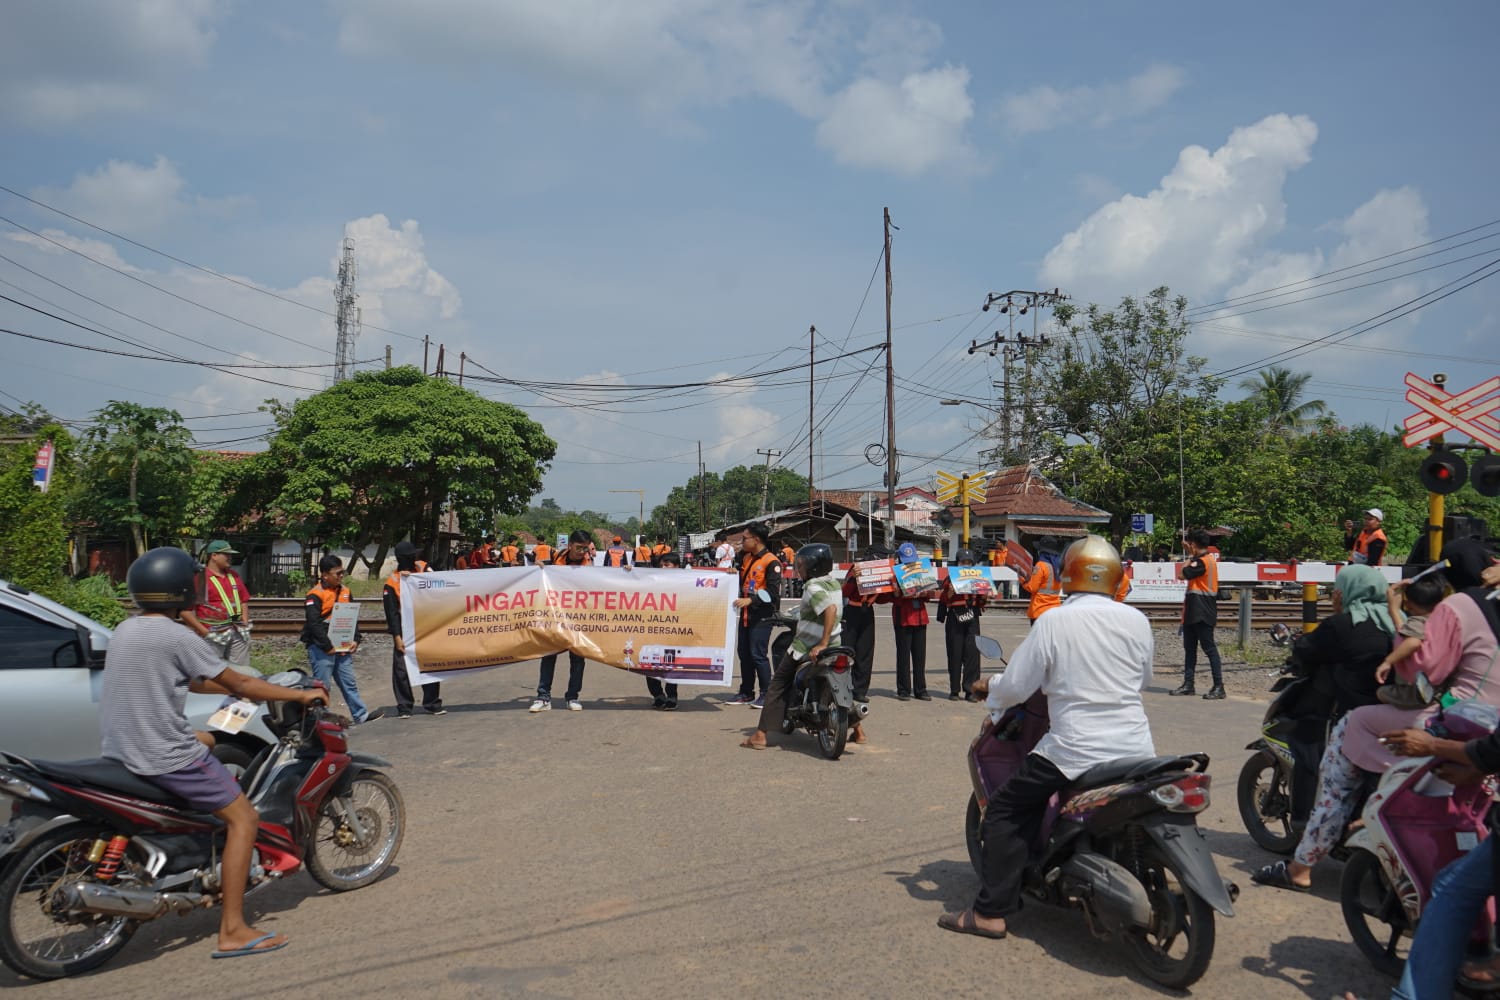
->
[2, 1, 1496, 519]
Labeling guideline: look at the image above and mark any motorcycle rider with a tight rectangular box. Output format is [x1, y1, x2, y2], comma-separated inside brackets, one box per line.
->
[937, 536, 1155, 940]
[738, 543, 842, 750]
[100, 547, 323, 958]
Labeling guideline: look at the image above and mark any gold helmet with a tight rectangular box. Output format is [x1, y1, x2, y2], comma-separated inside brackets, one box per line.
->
[1060, 535, 1123, 596]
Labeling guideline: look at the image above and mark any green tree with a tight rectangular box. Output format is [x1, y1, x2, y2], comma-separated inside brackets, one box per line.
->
[646, 465, 809, 537]
[0, 426, 74, 589]
[250, 367, 556, 574]
[73, 402, 194, 559]
[1239, 366, 1326, 436]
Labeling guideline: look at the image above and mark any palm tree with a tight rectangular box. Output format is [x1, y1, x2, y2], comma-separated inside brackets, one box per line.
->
[1240, 367, 1327, 435]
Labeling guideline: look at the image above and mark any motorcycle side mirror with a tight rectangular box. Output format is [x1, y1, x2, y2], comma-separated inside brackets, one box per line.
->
[974, 635, 1005, 660]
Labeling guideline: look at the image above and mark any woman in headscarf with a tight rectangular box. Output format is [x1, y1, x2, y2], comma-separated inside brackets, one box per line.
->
[1256, 542, 1500, 892]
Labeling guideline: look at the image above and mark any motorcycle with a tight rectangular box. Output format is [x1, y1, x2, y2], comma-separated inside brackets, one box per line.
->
[1339, 704, 1497, 979]
[769, 614, 865, 760]
[965, 636, 1236, 989]
[0, 677, 404, 980]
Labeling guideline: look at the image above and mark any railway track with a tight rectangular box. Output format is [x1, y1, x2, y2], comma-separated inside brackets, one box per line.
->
[235, 597, 1317, 636]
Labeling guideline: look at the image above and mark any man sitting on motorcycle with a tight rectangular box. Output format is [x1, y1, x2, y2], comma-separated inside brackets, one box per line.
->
[101, 547, 324, 958]
[938, 536, 1155, 940]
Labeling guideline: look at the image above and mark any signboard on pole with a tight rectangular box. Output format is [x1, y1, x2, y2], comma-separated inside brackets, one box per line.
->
[1130, 513, 1154, 534]
[32, 440, 53, 492]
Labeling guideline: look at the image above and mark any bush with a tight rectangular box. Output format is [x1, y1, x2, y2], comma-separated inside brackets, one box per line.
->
[38, 574, 130, 628]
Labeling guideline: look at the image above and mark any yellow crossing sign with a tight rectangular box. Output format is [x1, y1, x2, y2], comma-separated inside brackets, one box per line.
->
[935, 470, 990, 504]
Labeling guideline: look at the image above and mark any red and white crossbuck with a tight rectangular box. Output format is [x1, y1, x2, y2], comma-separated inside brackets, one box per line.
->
[1402, 373, 1500, 450]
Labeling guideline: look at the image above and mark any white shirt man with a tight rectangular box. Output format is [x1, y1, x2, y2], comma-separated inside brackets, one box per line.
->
[715, 539, 736, 570]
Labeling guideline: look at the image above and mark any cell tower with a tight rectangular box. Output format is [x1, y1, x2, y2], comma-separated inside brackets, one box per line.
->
[333, 236, 361, 383]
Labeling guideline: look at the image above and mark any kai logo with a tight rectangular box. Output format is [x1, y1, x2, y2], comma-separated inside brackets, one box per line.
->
[694, 576, 720, 588]
[414, 577, 461, 590]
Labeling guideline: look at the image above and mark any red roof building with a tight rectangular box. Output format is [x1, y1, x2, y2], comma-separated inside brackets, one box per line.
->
[950, 463, 1110, 551]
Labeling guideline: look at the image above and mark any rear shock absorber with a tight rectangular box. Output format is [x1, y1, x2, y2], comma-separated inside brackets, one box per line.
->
[94, 836, 130, 881]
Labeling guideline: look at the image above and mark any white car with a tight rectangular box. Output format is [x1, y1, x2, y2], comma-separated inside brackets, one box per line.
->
[0, 578, 275, 774]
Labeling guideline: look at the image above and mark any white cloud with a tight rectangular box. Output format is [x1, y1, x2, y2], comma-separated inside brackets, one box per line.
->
[1000, 63, 1185, 135]
[288, 215, 462, 332]
[0, 0, 224, 124]
[1040, 113, 1320, 301]
[815, 66, 975, 176]
[331, 0, 977, 175]
[32, 156, 246, 234]
[5, 228, 140, 273]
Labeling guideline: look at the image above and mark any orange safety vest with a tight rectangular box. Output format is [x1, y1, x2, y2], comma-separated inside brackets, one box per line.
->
[384, 569, 406, 599]
[1185, 551, 1219, 595]
[652, 543, 672, 560]
[606, 545, 628, 567]
[533, 543, 553, 563]
[1352, 529, 1387, 565]
[1024, 562, 1063, 620]
[499, 545, 519, 565]
[635, 544, 652, 564]
[307, 581, 352, 618]
[738, 550, 781, 625]
[780, 546, 795, 564]
[415, 559, 430, 573]
[454, 555, 469, 570]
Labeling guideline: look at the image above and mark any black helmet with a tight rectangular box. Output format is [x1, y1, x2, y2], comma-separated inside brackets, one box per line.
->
[794, 543, 833, 580]
[954, 548, 976, 565]
[127, 547, 199, 611]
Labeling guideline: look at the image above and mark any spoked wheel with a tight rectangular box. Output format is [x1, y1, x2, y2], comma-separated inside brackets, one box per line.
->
[1121, 842, 1216, 989]
[1237, 751, 1298, 854]
[1341, 848, 1410, 979]
[965, 793, 985, 876]
[816, 697, 848, 760]
[0, 825, 138, 981]
[306, 771, 405, 891]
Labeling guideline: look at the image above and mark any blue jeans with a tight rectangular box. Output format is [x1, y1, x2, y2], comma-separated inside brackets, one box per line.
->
[736, 620, 773, 698]
[1392, 840, 1494, 1000]
[306, 646, 370, 722]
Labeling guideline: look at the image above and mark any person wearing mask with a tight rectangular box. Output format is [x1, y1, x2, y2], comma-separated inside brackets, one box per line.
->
[938, 537, 1154, 941]
[529, 530, 593, 712]
[1172, 529, 1225, 700]
[729, 522, 782, 708]
[301, 554, 382, 724]
[605, 535, 629, 569]
[890, 541, 932, 701]
[384, 541, 444, 719]
[1344, 508, 1388, 566]
[181, 539, 252, 666]
[1021, 536, 1063, 624]
[645, 550, 687, 709]
[937, 548, 988, 701]
[739, 544, 842, 750]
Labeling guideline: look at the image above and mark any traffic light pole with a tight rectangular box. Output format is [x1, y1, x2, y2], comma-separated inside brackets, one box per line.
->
[961, 473, 971, 549]
[1428, 435, 1445, 558]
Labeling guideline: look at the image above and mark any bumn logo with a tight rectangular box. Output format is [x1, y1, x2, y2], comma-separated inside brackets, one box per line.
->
[414, 577, 461, 590]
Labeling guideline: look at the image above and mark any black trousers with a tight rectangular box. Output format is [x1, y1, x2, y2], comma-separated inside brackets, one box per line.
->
[944, 614, 981, 696]
[645, 677, 679, 701]
[391, 646, 441, 713]
[892, 623, 927, 697]
[538, 651, 586, 701]
[1182, 620, 1223, 686]
[842, 603, 876, 702]
[974, 753, 1071, 918]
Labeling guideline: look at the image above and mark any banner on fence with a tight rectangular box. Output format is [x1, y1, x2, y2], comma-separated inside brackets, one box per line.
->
[401, 566, 737, 686]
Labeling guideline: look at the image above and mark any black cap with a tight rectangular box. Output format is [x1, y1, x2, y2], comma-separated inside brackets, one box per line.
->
[394, 541, 421, 559]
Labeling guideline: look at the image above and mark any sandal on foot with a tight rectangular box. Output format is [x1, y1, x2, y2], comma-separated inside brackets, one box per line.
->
[211, 932, 289, 959]
[937, 909, 1007, 940]
[738, 738, 768, 750]
[1251, 861, 1311, 893]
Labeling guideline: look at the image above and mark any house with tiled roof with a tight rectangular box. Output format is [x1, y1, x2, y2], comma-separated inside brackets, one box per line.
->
[949, 463, 1111, 553]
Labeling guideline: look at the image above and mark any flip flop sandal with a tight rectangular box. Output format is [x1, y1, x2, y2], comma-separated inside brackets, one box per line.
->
[937, 909, 1007, 939]
[1251, 861, 1311, 893]
[211, 932, 289, 959]
[739, 739, 768, 750]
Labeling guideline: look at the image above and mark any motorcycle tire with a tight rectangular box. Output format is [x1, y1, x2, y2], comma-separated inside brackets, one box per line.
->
[1340, 847, 1410, 979]
[1120, 841, 1216, 990]
[0, 823, 139, 981]
[816, 701, 848, 760]
[306, 771, 405, 891]
[965, 792, 984, 876]
[1236, 750, 1298, 854]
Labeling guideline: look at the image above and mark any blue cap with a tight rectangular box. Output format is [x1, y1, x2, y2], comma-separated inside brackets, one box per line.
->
[897, 542, 920, 563]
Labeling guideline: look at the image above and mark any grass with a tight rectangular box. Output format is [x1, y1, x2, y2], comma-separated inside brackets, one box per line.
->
[346, 577, 386, 599]
[249, 643, 309, 676]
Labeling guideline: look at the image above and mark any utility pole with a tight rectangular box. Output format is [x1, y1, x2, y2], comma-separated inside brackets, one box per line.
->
[333, 236, 360, 383]
[459, 352, 466, 388]
[422, 335, 430, 375]
[385, 344, 392, 370]
[434, 344, 445, 379]
[883, 208, 898, 549]
[756, 448, 782, 515]
[969, 288, 1068, 464]
[807, 324, 816, 514]
[697, 440, 706, 532]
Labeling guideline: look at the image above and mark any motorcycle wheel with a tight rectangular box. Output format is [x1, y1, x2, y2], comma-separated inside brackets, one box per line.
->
[1120, 842, 1216, 990]
[1340, 847, 1410, 979]
[1236, 750, 1298, 854]
[965, 793, 984, 876]
[306, 771, 405, 891]
[816, 700, 848, 760]
[0, 824, 138, 981]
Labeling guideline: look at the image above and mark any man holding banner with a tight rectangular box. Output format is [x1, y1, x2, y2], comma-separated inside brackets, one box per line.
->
[531, 530, 595, 712]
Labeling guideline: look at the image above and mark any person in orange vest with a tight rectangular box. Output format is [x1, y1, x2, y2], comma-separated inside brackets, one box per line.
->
[1172, 529, 1224, 699]
[646, 550, 686, 709]
[498, 537, 521, 567]
[472, 535, 495, 568]
[605, 535, 629, 569]
[530, 530, 593, 712]
[1343, 508, 1388, 566]
[301, 554, 382, 723]
[729, 523, 782, 707]
[384, 541, 444, 718]
[651, 536, 674, 566]
[531, 539, 553, 565]
[634, 537, 652, 567]
[1021, 536, 1064, 624]
[937, 548, 988, 700]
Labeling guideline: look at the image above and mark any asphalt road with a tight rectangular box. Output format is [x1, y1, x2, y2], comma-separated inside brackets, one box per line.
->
[4, 610, 1395, 999]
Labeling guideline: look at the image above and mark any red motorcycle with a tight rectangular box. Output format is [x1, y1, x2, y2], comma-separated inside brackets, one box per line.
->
[0, 685, 403, 980]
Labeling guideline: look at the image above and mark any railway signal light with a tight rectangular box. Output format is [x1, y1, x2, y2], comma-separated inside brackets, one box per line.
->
[1419, 449, 1467, 495]
[1473, 453, 1500, 497]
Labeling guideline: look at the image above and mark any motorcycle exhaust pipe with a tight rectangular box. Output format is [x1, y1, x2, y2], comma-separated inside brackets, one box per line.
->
[57, 882, 204, 919]
[852, 702, 871, 719]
